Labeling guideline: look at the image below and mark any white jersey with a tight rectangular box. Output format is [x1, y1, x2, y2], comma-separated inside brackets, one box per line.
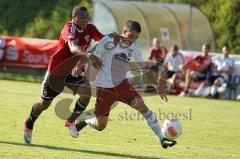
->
[90, 35, 145, 88]
[164, 52, 185, 72]
[212, 55, 235, 79]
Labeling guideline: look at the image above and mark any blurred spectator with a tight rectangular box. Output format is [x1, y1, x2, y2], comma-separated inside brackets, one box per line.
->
[148, 37, 167, 76]
[0, 36, 6, 62]
[179, 43, 212, 96]
[163, 44, 185, 88]
[236, 94, 240, 100]
[194, 46, 235, 98]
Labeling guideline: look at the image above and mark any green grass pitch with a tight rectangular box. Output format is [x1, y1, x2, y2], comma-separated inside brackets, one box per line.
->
[0, 79, 240, 159]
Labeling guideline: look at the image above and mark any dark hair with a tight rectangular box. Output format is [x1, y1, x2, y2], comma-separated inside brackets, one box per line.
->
[126, 20, 141, 33]
[172, 44, 178, 51]
[72, 6, 88, 17]
[203, 43, 211, 50]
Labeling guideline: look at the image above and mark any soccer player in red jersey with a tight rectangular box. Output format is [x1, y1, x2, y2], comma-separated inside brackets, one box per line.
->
[23, 6, 118, 144]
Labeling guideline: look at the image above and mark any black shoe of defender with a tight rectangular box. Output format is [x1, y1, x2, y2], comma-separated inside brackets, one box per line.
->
[161, 138, 177, 149]
[76, 120, 87, 132]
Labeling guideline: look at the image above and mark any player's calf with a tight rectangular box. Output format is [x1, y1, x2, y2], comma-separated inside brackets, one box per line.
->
[23, 100, 52, 144]
[130, 97, 149, 115]
[26, 100, 51, 129]
[65, 98, 88, 138]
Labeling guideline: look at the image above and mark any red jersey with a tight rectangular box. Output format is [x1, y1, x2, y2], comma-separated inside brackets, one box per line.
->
[48, 20, 103, 73]
[149, 47, 167, 62]
[188, 55, 212, 71]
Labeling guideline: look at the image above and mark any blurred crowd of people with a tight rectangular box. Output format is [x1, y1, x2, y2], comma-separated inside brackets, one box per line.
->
[145, 37, 236, 99]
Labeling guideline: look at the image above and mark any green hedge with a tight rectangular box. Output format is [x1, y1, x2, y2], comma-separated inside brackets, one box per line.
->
[1, 0, 239, 53]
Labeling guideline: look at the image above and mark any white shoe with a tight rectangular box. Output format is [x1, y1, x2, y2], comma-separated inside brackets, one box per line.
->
[23, 119, 32, 144]
[24, 131, 32, 144]
[179, 91, 187, 96]
[65, 121, 79, 138]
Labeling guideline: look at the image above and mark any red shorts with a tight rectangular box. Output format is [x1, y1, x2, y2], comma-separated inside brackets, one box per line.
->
[95, 79, 141, 117]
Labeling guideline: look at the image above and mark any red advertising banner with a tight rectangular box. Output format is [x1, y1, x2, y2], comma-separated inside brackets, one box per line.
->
[0, 36, 58, 68]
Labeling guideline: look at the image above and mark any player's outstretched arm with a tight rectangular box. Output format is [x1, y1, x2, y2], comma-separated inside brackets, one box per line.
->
[68, 40, 88, 56]
[140, 64, 168, 102]
[68, 40, 103, 70]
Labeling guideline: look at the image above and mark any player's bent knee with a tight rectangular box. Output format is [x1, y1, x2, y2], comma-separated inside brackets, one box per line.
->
[77, 87, 91, 105]
[79, 96, 91, 105]
[95, 121, 107, 131]
[96, 125, 106, 131]
[214, 79, 221, 86]
[95, 116, 108, 131]
[77, 83, 91, 96]
[78, 89, 91, 98]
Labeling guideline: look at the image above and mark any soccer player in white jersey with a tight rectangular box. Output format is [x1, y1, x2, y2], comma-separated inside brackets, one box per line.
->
[75, 20, 177, 149]
[194, 46, 235, 98]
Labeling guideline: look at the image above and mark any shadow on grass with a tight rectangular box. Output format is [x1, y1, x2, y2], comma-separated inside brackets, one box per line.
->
[0, 141, 166, 159]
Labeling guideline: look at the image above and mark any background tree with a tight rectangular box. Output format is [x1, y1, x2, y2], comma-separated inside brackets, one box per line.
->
[0, 0, 239, 53]
[146, 0, 240, 53]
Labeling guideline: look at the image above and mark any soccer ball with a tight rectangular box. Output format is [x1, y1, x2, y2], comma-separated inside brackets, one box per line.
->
[162, 119, 182, 140]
